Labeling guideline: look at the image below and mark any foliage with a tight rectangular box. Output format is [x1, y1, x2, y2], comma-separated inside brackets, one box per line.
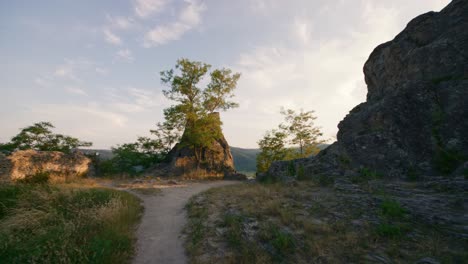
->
[99, 136, 166, 176]
[0, 183, 142, 263]
[160, 58, 240, 161]
[380, 199, 406, 219]
[376, 223, 402, 238]
[256, 130, 289, 173]
[350, 167, 383, 183]
[256, 108, 324, 174]
[280, 108, 324, 158]
[0, 122, 92, 154]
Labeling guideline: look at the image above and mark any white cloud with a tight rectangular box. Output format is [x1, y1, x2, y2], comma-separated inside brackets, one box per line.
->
[144, 0, 205, 47]
[111, 88, 168, 113]
[54, 65, 77, 81]
[103, 28, 122, 45]
[293, 18, 312, 45]
[116, 49, 134, 62]
[66, 86, 88, 96]
[134, 0, 168, 18]
[34, 77, 53, 87]
[106, 14, 134, 30]
[95, 67, 109, 75]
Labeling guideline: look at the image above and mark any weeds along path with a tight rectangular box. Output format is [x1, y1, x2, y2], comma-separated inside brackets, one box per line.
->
[131, 180, 238, 264]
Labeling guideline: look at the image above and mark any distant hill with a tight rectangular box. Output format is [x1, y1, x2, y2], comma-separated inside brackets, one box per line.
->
[230, 147, 261, 173]
[231, 144, 330, 173]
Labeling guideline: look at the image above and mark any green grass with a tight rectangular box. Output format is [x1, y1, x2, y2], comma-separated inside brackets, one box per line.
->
[380, 199, 406, 219]
[0, 182, 142, 263]
[350, 167, 382, 183]
[376, 223, 403, 238]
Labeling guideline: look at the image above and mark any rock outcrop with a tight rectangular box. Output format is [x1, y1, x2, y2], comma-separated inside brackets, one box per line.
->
[0, 150, 92, 182]
[267, 0, 468, 180]
[151, 113, 243, 180]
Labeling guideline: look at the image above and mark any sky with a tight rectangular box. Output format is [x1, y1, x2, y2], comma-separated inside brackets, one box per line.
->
[0, 0, 450, 149]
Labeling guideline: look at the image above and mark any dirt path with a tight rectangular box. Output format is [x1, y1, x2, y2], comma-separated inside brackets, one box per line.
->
[131, 181, 238, 264]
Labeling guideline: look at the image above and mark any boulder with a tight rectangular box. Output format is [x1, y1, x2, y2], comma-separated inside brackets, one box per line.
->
[266, 0, 468, 180]
[0, 149, 92, 182]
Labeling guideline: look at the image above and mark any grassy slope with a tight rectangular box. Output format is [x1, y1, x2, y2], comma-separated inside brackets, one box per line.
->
[185, 182, 467, 263]
[0, 182, 143, 263]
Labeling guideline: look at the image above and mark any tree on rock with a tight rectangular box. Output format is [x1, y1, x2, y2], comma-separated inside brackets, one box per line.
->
[159, 58, 240, 167]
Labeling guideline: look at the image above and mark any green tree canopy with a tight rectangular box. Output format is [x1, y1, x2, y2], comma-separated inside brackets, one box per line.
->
[160, 58, 240, 160]
[280, 108, 324, 157]
[256, 108, 325, 173]
[256, 129, 290, 173]
[0, 122, 92, 154]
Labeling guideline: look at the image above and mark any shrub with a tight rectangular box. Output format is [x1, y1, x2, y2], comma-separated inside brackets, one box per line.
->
[287, 161, 296, 177]
[351, 167, 382, 183]
[296, 164, 306, 181]
[380, 199, 406, 219]
[376, 223, 402, 238]
[17, 171, 50, 184]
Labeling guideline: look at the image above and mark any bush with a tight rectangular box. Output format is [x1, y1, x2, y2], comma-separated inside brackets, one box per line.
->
[287, 161, 296, 177]
[376, 223, 402, 238]
[296, 164, 306, 180]
[17, 171, 50, 184]
[380, 199, 406, 219]
[351, 167, 382, 183]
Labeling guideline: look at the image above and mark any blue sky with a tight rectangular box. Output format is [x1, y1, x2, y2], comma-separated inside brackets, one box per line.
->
[0, 0, 450, 149]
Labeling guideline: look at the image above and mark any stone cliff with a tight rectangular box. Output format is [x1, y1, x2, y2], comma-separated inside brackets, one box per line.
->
[0, 150, 92, 182]
[267, 0, 468, 180]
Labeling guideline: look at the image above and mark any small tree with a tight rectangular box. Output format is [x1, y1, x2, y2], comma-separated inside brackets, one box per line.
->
[280, 108, 324, 158]
[256, 108, 324, 173]
[256, 130, 289, 173]
[0, 122, 92, 154]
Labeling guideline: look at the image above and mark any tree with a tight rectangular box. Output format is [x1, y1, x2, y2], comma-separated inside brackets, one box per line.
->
[159, 58, 240, 162]
[256, 108, 324, 173]
[256, 130, 290, 173]
[280, 108, 324, 158]
[0, 122, 92, 154]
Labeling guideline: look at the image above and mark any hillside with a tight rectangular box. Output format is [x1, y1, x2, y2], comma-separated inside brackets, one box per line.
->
[230, 147, 261, 173]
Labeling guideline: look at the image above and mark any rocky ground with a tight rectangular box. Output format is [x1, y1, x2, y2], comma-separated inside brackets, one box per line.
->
[185, 178, 467, 263]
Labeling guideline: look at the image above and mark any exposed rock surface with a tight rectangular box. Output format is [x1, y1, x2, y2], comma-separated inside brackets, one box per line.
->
[0, 150, 92, 182]
[267, 0, 468, 180]
[151, 113, 244, 180]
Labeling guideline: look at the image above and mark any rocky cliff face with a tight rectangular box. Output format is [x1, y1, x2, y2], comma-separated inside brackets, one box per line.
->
[0, 150, 92, 182]
[267, 0, 468, 180]
[151, 113, 243, 180]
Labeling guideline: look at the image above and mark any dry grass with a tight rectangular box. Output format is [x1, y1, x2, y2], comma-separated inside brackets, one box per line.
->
[185, 182, 467, 263]
[0, 181, 143, 263]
